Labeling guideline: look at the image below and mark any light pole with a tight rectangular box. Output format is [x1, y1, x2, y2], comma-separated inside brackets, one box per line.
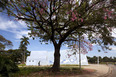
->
[97, 50, 101, 64]
[79, 34, 81, 69]
[97, 56, 99, 64]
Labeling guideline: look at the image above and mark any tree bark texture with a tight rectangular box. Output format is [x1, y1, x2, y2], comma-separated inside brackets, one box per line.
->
[51, 45, 61, 72]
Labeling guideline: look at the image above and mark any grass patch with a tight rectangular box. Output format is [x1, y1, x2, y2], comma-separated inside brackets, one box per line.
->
[10, 66, 51, 77]
[9, 66, 93, 77]
[18, 63, 26, 67]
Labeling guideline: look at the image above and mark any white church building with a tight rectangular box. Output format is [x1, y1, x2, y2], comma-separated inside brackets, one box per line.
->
[26, 50, 89, 66]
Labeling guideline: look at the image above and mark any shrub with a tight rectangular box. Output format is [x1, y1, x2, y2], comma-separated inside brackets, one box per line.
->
[0, 55, 19, 77]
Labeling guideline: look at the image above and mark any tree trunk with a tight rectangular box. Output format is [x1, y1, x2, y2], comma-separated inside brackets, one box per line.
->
[51, 45, 61, 72]
[24, 51, 25, 64]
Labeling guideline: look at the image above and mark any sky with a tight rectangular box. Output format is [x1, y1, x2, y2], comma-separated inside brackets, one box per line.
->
[0, 12, 116, 58]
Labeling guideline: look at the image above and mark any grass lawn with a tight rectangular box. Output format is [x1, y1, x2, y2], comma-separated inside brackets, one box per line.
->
[9, 65, 95, 77]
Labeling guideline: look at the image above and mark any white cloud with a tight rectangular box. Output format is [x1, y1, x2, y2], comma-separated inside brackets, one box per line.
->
[109, 51, 116, 53]
[0, 16, 27, 30]
[0, 19, 19, 30]
[15, 30, 30, 39]
[112, 28, 116, 38]
[18, 20, 27, 28]
[0, 16, 30, 39]
[111, 47, 116, 51]
[109, 46, 116, 53]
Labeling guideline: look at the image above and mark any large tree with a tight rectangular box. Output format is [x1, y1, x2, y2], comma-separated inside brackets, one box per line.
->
[0, 35, 13, 50]
[1, 0, 116, 71]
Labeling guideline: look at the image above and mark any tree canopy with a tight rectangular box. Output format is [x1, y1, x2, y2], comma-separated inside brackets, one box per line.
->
[1, 0, 116, 71]
[0, 35, 13, 50]
[0, 0, 8, 11]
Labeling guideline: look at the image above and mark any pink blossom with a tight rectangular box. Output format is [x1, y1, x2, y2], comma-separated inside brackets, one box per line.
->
[76, 13, 78, 15]
[82, 51, 88, 54]
[71, 12, 78, 21]
[72, 12, 75, 16]
[74, 17, 77, 20]
[104, 51, 108, 53]
[71, 18, 75, 21]
[42, 3, 46, 7]
[40, 9, 44, 14]
[103, 8, 106, 11]
[104, 16, 107, 20]
[108, 11, 112, 17]
[78, 19, 80, 21]
[53, 7, 55, 10]
[90, 44, 93, 47]
[85, 41, 89, 44]
[66, 11, 70, 14]
[106, 9, 109, 12]
[21, 5, 24, 7]
[70, 10, 72, 12]
[34, 0, 37, 2]
[89, 47, 93, 51]
[68, 54, 71, 58]
[73, 44, 76, 48]
[44, 0, 48, 2]
[109, 11, 113, 13]
[81, 18, 83, 22]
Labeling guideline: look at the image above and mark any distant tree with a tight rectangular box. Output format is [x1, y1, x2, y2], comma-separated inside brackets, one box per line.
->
[109, 57, 113, 62]
[1, 0, 116, 71]
[7, 49, 29, 64]
[0, 50, 19, 77]
[88, 56, 116, 64]
[113, 57, 116, 62]
[87, 56, 97, 63]
[19, 36, 30, 63]
[0, 35, 13, 50]
[0, 49, 30, 64]
[103, 56, 110, 62]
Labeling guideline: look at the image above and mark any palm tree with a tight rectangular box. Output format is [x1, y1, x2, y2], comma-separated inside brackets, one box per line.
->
[19, 36, 30, 64]
[20, 36, 29, 46]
